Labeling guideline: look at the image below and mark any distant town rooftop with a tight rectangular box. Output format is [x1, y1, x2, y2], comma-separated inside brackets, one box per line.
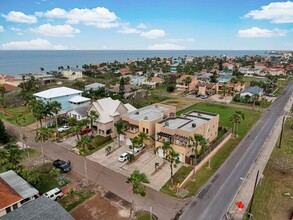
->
[33, 87, 82, 99]
[159, 110, 217, 132]
[125, 104, 173, 121]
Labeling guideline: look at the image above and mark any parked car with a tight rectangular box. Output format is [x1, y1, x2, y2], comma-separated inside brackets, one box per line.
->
[118, 151, 133, 162]
[44, 187, 63, 201]
[58, 125, 70, 133]
[134, 144, 145, 153]
[201, 95, 208, 99]
[53, 159, 71, 172]
[79, 127, 91, 135]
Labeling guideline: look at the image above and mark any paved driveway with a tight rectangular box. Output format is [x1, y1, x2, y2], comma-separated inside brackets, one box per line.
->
[87, 145, 181, 191]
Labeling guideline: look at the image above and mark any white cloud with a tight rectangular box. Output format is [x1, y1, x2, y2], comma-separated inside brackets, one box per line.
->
[0, 26, 4, 32]
[148, 43, 185, 50]
[1, 38, 66, 50]
[137, 23, 147, 29]
[2, 11, 37, 23]
[165, 38, 194, 43]
[117, 24, 140, 34]
[10, 27, 22, 32]
[238, 27, 288, 38]
[244, 1, 293, 23]
[36, 7, 119, 28]
[140, 29, 166, 39]
[30, 23, 80, 37]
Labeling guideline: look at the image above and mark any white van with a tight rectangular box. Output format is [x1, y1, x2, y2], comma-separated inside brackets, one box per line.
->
[44, 188, 63, 201]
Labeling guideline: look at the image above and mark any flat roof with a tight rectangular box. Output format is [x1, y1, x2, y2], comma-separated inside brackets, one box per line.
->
[33, 87, 82, 99]
[69, 96, 90, 103]
[1, 196, 74, 220]
[0, 170, 39, 200]
[126, 104, 171, 121]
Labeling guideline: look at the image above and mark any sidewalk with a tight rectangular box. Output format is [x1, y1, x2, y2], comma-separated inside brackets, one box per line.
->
[227, 93, 293, 219]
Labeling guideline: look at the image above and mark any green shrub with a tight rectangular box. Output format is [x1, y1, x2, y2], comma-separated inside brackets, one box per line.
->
[92, 135, 111, 147]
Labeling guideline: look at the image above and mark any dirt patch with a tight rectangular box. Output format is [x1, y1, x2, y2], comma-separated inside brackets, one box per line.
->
[70, 193, 129, 220]
[162, 98, 197, 109]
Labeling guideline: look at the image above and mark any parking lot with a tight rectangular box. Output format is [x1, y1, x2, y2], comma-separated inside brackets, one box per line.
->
[87, 144, 181, 191]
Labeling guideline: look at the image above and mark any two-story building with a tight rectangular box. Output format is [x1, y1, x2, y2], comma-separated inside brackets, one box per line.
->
[121, 103, 176, 145]
[155, 110, 219, 163]
[33, 87, 90, 114]
[61, 68, 83, 80]
[176, 75, 198, 92]
[88, 97, 136, 137]
[195, 83, 218, 96]
[0, 170, 39, 217]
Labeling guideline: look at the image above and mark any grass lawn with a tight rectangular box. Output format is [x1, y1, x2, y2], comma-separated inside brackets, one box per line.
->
[159, 102, 262, 198]
[231, 100, 271, 109]
[85, 135, 113, 156]
[160, 166, 193, 197]
[59, 189, 95, 211]
[243, 118, 293, 220]
[0, 106, 35, 126]
[33, 163, 68, 194]
[136, 211, 158, 220]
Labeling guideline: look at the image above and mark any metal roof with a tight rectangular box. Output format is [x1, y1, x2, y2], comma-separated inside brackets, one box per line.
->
[33, 87, 82, 99]
[0, 170, 39, 199]
[0, 196, 74, 220]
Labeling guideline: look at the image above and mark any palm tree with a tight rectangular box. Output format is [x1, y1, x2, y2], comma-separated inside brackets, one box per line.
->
[183, 76, 192, 91]
[76, 135, 92, 184]
[220, 85, 230, 103]
[127, 170, 150, 219]
[88, 110, 99, 136]
[130, 136, 140, 156]
[0, 86, 6, 115]
[252, 94, 260, 107]
[48, 101, 62, 140]
[114, 120, 124, 147]
[0, 145, 23, 173]
[15, 114, 26, 149]
[30, 100, 46, 127]
[188, 134, 207, 163]
[157, 141, 180, 184]
[229, 111, 245, 137]
[35, 127, 53, 163]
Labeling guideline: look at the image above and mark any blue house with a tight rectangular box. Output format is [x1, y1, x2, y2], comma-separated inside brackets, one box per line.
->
[33, 87, 90, 114]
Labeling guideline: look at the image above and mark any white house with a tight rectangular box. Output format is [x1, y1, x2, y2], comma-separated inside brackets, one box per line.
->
[88, 97, 136, 137]
[84, 82, 105, 91]
[33, 87, 90, 113]
[67, 105, 88, 121]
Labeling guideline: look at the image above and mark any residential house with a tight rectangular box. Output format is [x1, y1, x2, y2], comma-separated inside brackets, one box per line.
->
[170, 63, 179, 73]
[141, 76, 164, 88]
[84, 82, 105, 91]
[61, 68, 83, 80]
[33, 87, 90, 114]
[185, 56, 195, 63]
[261, 68, 286, 76]
[119, 68, 132, 76]
[0, 170, 39, 217]
[1, 196, 73, 220]
[0, 83, 21, 94]
[176, 75, 198, 92]
[0, 74, 22, 87]
[88, 97, 136, 137]
[223, 62, 233, 70]
[130, 76, 147, 86]
[254, 63, 266, 70]
[195, 83, 218, 96]
[67, 105, 88, 121]
[20, 73, 54, 83]
[121, 103, 176, 145]
[218, 82, 245, 95]
[155, 110, 219, 163]
[240, 86, 264, 99]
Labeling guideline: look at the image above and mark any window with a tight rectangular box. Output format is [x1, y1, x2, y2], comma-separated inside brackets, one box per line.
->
[12, 203, 18, 210]
[143, 128, 145, 132]
[146, 128, 149, 134]
[6, 207, 11, 213]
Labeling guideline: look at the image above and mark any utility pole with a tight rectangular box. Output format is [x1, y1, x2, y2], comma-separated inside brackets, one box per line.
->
[248, 170, 259, 219]
[278, 116, 286, 148]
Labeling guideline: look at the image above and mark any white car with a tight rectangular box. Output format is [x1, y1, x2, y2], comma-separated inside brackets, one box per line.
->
[44, 187, 63, 201]
[118, 151, 133, 162]
[58, 125, 70, 133]
[134, 144, 145, 153]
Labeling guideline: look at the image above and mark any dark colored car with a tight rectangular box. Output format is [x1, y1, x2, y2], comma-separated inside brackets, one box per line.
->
[53, 159, 71, 172]
[79, 127, 91, 135]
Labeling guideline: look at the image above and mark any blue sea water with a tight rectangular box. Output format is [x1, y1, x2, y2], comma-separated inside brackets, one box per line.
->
[0, 50, 270, 76]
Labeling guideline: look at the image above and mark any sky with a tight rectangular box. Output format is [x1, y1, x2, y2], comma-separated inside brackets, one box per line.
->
[0, 0, 292, 50]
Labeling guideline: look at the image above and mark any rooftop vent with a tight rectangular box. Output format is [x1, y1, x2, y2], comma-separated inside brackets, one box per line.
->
[192, 123, 196, 128]
[135, 111, 139, 115]
[144, 116, 148, 120]
[155, 104, 158, 108]
[165, 122, 169, 127]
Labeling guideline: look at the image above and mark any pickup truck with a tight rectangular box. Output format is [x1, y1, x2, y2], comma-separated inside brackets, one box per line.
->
[53, 159, 71, 172]
[58, 125, 70, 133]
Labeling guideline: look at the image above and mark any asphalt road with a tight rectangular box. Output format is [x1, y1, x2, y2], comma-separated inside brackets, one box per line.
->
[4, 121, 187, 220]
[179, 80, 293, 220]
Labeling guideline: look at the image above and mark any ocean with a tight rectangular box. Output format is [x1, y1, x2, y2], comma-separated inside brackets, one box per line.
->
[0, 50, 270, 76]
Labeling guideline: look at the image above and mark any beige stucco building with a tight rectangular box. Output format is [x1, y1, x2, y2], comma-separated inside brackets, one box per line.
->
[61, 68, 83, 80]
[121, 103, 176, 145]
[176, 75, 198, 92]
[155, 110, 219, 163]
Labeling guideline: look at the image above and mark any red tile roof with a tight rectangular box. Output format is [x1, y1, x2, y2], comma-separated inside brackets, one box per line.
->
[0, 83, 21, 92]
[0, 178, 22, 209]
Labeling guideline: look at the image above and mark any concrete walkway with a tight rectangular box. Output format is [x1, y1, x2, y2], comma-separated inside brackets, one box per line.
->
[227, 93, 293, 219]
